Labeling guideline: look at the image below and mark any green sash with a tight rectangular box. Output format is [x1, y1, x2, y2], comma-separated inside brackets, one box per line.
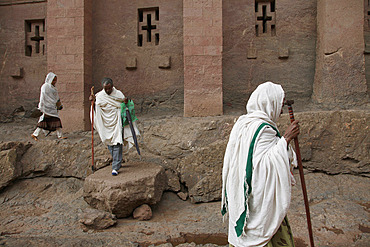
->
[234, 123, 281, 237]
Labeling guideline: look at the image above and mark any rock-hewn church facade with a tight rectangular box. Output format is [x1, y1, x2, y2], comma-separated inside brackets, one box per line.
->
[0, 0, 368, 131]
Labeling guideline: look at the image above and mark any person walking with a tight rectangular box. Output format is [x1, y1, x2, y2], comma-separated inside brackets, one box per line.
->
[31, 72, 67, 141]
[90, 77, 125, 176]
[221, 81, 300, 247]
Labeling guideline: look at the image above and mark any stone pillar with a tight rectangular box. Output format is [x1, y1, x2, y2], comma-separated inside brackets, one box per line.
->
[47, 0, 92, 131]
[183, 0, 223, 117]
[313, 0, 368, 107]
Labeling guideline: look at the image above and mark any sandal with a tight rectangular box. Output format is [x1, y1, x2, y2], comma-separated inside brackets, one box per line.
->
[58, 136, 68, 139]
[31, 134, 38, 141]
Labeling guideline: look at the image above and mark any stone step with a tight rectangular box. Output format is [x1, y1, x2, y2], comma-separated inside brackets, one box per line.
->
[83, 161, 166, 218]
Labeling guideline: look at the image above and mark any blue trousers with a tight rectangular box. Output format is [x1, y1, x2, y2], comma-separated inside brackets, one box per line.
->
[108, 144, 122, 171]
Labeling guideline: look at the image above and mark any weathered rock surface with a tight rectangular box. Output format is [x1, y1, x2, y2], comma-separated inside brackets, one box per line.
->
[178, 140, 226, 203]
[79, 208, 117, 231]
[277, 110, 370, 176]
[133, 204, 152, 221]
[83, 162, 166, 218]
[0, 111, 369, 246]
[177, 192, 188, 201]
[141, 110, 369, 203]
[140, 116, 235, 203]
[20, 138, 110, 179]
[289, 171, 370, 247]
[140, 117, 235, 163]
[0, 142, 31, 190]
[0, 236, 139, 247]
[165, 169, 181, 192]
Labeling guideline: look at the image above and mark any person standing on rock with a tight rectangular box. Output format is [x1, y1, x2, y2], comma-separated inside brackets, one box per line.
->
[221, 81, 300, 247]
[31, 72, 67, 141]
[89, 77, 125, 176]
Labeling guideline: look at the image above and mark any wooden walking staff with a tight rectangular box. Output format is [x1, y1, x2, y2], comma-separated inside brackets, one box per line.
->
[285, 100, 315, 247]
[90, 86, 96, 172]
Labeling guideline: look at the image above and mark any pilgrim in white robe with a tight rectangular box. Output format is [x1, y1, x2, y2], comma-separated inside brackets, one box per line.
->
[32, 72, 65, 139]
[222, 82, 297, 247]
[38, 72, 60, 119]
[91, 87, 125, 146]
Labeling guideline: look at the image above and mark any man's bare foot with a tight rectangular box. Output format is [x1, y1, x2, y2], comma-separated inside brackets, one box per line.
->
[58, 136, 68, 139]
[31, 134, 38, 141]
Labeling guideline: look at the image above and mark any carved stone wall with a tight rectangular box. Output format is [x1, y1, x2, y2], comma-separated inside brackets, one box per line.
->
[0, 0, 369, 125]
[313, 0, 368, 108]
[223, 0, 317, 112]
[47, 0, 92, 131]
[0, 2, 47, 118]
[183, 0, 223, 117]
[92, 0, 184, 116]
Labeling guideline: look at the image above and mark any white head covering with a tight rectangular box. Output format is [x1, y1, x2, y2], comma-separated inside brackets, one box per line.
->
[246, 81, 285, 126]
[45, 72, 56, 85]
[38, 72, 60, 118]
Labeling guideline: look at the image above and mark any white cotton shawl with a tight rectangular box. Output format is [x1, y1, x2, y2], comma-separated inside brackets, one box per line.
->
[92, 87, 125, 146]
[38, 72, 59, 119]
[221, 82, 297, 247]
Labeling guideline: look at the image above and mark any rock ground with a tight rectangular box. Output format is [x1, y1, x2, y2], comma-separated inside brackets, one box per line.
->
[0, 113, 369, 247]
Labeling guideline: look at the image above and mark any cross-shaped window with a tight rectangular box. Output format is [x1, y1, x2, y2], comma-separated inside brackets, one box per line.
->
[138, 8, 159, 47]
[255, 0, 276, 37]
[25, 19, 45, 56]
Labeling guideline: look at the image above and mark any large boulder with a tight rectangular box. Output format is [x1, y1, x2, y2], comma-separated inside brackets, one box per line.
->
[140, 117, 235, 164]
[83, 161, 166, 218]
[177, 140, 226, 203]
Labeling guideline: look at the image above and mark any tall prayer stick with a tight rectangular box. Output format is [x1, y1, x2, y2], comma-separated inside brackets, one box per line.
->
[91, 86, 95, 172]
[285, 100, 315, 247]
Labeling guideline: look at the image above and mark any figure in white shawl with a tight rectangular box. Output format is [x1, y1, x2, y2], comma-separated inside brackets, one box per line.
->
[90, 77, 125, 176]
[222, 82, 300, 247]
[31, 72, 67, 141]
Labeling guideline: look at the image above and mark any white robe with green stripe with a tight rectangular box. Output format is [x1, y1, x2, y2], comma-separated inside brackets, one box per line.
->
[221, 82, 297, 247]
